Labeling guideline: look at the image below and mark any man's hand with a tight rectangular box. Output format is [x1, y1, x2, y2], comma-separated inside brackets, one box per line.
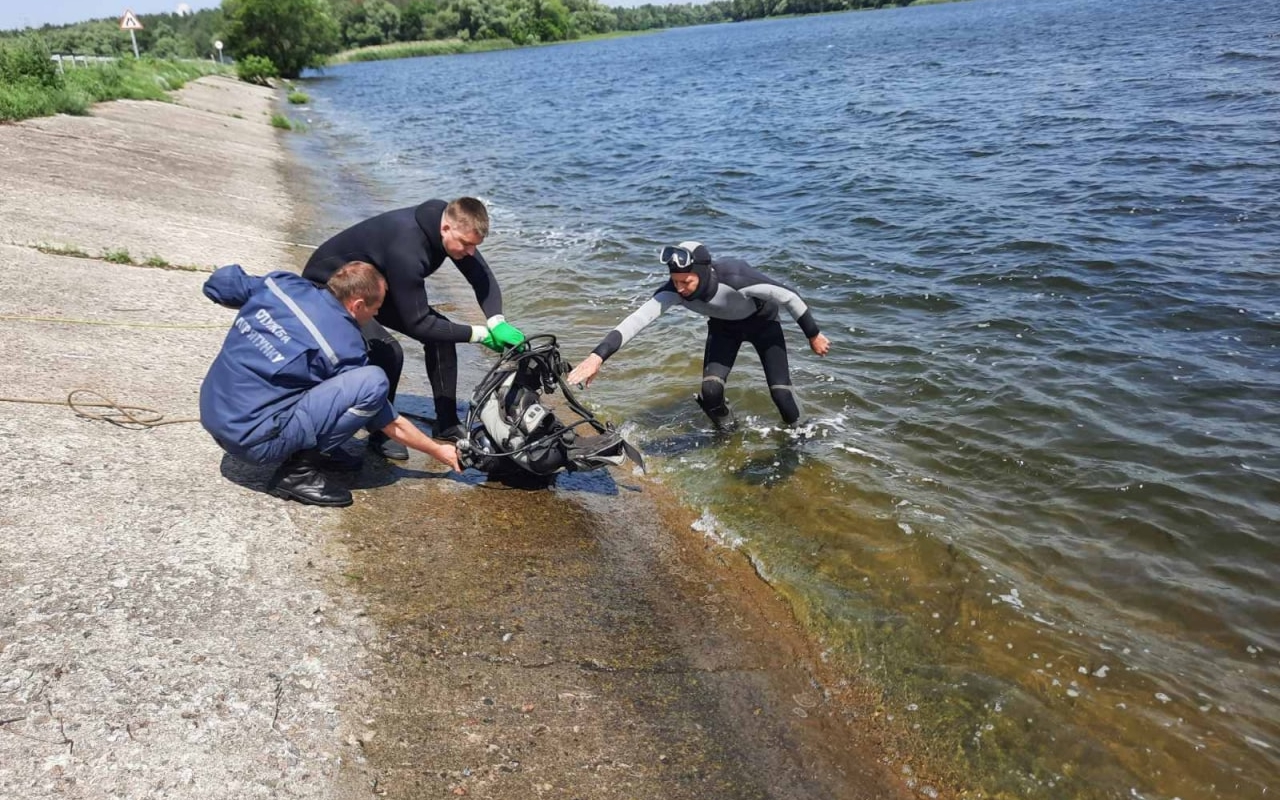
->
[383, 416, 462, 471]
[471, 325, 503, 352]
[489, 320, 526, 349]
[567, 353, 604, 387]
[433, 442, 461, 472]
[810, 333, 830, 356]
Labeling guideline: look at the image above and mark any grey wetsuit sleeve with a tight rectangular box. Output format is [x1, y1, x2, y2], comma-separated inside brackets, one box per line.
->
[739, 281, 821, 338]
[590, 292, 679, 361]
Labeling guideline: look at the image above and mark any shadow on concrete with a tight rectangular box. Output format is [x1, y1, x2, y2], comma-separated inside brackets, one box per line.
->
[217, 444, 459, 501]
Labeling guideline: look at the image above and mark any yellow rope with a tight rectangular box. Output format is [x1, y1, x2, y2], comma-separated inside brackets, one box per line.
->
[0, 314, 223, 329]
[0, 315, 213, 426]
[0, 389, 199, 429]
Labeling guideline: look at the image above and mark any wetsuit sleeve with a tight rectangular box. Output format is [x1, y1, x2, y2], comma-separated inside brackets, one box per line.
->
[737, 270, 821, 339]
[203, 264, 262, 309]
[591, 290, 681, 361]
[384, 240, 476, 343]
[453, 251, 504, 319]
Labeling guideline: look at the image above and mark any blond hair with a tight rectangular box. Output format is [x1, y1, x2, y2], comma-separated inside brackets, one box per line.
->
[445, 197, 490, 239]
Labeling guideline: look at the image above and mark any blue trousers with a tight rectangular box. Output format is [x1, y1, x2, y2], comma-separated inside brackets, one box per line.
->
[233, 365, 390, 465]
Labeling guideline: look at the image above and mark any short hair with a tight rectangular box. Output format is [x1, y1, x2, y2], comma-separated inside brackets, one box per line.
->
[445, 197, 490, 239]
[327, 261, 386, 305]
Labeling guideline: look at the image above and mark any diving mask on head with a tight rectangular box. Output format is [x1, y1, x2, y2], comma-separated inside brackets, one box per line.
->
[660, 241, 711, 273]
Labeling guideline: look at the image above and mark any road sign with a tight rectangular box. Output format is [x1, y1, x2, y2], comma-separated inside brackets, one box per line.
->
[119, 9, 144, 31]
[120, 9, 143, 58]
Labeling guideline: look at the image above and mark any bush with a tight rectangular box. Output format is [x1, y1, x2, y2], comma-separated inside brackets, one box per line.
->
[236, 54, 278, 85]
[225, 0, 341, 79]
[0, 35, 62, 89]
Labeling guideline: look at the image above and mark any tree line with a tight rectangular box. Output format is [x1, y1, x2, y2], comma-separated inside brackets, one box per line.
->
[2, 0, 915, 78]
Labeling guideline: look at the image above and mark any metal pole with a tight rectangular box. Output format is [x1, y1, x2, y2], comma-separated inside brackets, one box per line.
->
[130, 30, 139, 59]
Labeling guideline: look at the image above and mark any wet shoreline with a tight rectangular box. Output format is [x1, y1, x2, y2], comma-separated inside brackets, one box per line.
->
[277, 90, 937, 798]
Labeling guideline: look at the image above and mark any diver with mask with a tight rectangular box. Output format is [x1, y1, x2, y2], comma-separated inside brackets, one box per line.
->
[567, 242, 831, 430]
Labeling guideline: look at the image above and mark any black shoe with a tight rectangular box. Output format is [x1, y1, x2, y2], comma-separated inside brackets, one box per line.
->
[269, 451, 353, 507]
[431, 422, 466, 443]
[368, 430, 409, 461]
[695, 394, 738, 432]
[320, 447, 363, 473]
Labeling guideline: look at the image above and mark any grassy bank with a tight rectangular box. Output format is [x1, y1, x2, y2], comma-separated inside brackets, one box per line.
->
[329, 38, 517, 65]
[0, 38, 229, 122]
[328, 30, 650, 65]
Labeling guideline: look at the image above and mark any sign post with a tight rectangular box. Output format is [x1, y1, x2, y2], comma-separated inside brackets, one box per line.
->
[214, 40, 224, 65]
[119, 9, 144, 58]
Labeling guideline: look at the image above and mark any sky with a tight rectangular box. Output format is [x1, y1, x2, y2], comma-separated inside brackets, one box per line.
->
[1, 0, 223, 32]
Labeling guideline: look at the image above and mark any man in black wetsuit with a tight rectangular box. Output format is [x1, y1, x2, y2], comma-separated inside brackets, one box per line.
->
[303, 197, 525, 459]
[567, 241, 830, 430]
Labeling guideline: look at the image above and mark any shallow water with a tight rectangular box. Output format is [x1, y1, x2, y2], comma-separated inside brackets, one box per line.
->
[294, 0, 1280, 795]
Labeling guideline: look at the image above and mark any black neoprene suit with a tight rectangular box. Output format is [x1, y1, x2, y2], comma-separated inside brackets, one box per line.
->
[302, 200, 503, 430]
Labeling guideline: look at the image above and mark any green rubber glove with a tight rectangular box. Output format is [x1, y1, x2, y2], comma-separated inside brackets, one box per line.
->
[489, 320, 526, 349]
[479, 330, 502, 352]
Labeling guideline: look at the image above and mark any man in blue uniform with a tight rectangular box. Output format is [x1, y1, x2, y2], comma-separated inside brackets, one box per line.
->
[200, 261, 461, 507]
[567, 242, 831, 430]
[302, 197, 525, 459]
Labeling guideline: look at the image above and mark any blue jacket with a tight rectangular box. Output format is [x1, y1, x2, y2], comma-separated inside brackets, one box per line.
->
[199, 265, 396, 450]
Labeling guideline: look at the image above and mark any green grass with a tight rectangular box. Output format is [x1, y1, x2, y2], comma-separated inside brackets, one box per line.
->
[35, 243, 90, 258]
[0, 55, 230, 123]
[270, 112, 294, 130]
[327, 30, 655, 66]
[24, 240, 205, 271]
[330, 38, 516, 64]
[286, 90, 309, 104]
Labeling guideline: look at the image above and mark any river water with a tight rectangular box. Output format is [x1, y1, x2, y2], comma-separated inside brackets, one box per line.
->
[294, 0, 1280, 795]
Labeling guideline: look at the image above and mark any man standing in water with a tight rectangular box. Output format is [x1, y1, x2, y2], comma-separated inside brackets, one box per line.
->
[567, 241, 830, 430]
[303, 197, 525, 459]
[200, 261, 461, 507]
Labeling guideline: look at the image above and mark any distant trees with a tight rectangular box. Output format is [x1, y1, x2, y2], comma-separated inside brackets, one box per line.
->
[337, 0, 402, 47]
[223, 0, 341, 78]
[0, 8, 226, 61]
[0, 0, 919, 70]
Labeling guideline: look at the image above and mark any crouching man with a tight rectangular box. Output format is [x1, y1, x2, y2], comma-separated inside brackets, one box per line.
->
[199, 261, 461, 507]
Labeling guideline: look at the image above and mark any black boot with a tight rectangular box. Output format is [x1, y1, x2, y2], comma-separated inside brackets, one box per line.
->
[269, 450, 353, 507]
[368, 430, 408, 461]
[431, 421, 466, 443]
[695, 394, 738, 433]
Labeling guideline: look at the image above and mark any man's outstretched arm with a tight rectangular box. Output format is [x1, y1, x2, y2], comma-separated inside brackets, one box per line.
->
[381, 415, 461, 471]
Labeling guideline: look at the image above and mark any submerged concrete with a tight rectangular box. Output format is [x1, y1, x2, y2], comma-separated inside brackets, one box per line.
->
[0, 76, 929, 799]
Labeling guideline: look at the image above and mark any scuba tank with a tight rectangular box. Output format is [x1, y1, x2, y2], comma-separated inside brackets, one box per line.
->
[456, 335, 645, 478]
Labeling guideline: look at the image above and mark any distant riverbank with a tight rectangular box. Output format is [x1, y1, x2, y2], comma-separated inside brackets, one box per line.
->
[327, 29, 650, 65]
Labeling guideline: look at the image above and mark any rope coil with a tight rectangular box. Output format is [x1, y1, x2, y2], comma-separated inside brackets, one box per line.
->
[0, 389, 199, 429]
